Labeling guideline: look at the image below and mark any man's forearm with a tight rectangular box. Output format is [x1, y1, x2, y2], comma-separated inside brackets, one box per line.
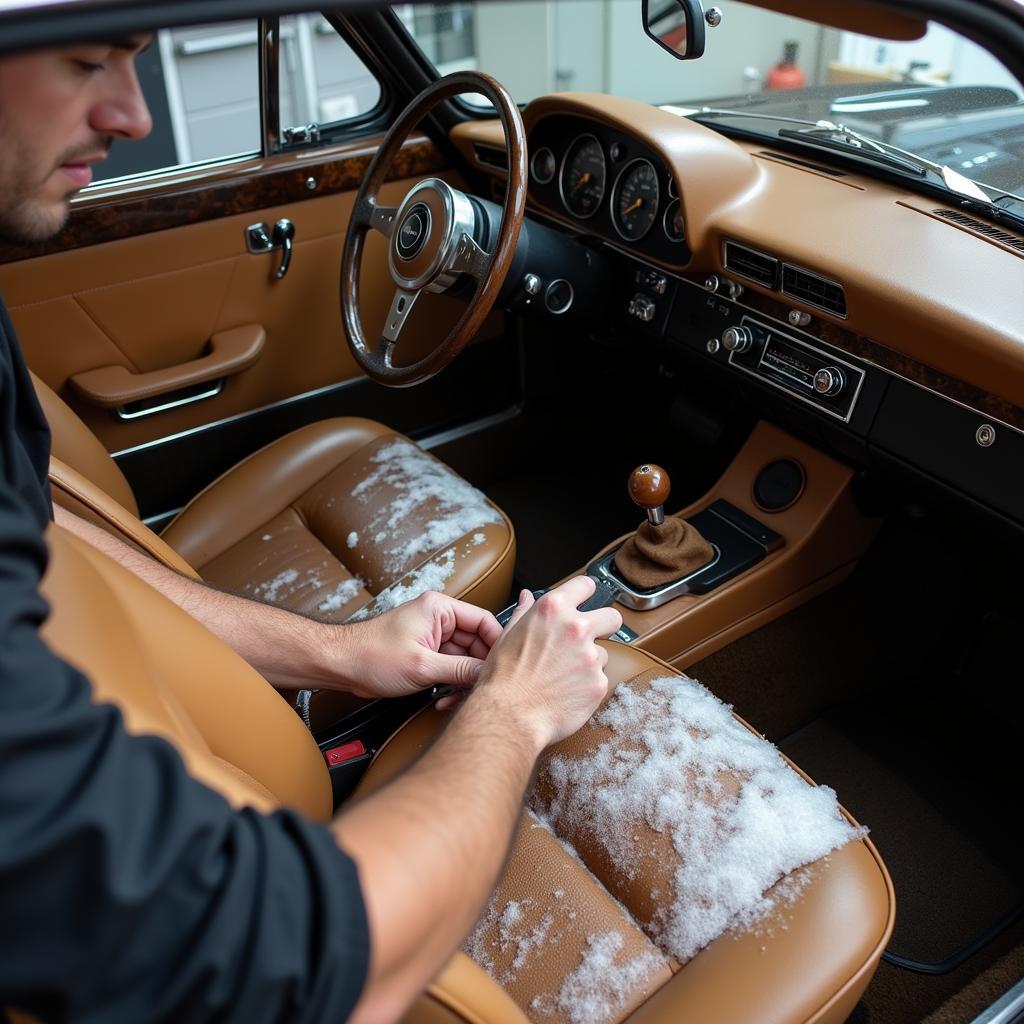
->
[54, 507, 336, 688]
[334, 684, 543, 1024]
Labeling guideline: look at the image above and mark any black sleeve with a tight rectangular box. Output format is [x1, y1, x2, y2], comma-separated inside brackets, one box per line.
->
[0, 483, 370, 1022]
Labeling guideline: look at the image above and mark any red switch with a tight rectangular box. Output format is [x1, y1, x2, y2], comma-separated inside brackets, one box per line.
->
[323, 739, 367, 767]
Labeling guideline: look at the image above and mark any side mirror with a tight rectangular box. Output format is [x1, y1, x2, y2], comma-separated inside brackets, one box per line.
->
[642, 0, 718, 60]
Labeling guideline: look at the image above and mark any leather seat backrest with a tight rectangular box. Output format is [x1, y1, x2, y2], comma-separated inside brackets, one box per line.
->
[40, 524, 331, 820]
[37, 527, 523, 1024]
[49, 456, 200, 578]
[31, 371, 138, 516]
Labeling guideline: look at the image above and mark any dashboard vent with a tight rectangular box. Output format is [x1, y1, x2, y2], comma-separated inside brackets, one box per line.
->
[724, 242, 779, 288]
[474, 144, 507, 171]
[933, 209, 1024, 254]
[781, 265, 847, 317]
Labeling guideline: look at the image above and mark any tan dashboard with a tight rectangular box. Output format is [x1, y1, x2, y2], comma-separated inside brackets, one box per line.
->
[450, 92, 1024, 421]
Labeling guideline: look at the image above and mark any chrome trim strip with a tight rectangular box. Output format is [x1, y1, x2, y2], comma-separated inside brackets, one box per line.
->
[258, 16, 281, 156]
[110, 375, 368, 459]
[142, 508, 183, 529]
[969, 977, 1024, 1024]
[116, 380, 224, 421]
[416, 404, 524, 451]
[588, 546, 722, 611]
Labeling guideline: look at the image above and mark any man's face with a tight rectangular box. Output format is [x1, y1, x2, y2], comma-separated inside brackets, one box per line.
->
[0, 37, 153, 244]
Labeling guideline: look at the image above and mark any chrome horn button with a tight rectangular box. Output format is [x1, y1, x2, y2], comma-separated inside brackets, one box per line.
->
[395, 203, 431, 261]
[388, 178, 477, 293]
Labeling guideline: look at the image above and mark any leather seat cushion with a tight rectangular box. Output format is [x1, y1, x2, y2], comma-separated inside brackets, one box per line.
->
[163, 418, 515, 623]
[362, 642, 894, 1024]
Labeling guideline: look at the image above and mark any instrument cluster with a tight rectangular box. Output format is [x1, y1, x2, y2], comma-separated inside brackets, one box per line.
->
[526, 114, 691, 266]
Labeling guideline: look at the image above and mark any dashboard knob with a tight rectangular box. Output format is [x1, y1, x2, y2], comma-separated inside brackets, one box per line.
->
[721, 325, 754, 353]
[813, 366, 845, 397]
[704, 274, 720, 293]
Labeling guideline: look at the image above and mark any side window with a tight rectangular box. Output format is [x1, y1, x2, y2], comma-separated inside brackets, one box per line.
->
[93, 17, 382, 185]
[279, 14, 382, 128]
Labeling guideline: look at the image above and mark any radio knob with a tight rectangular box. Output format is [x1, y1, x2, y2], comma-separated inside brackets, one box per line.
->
[813, 366, 845, 397]
[722, 326, 754, 353]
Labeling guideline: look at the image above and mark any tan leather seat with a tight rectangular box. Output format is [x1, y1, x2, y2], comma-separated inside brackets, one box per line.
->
[39, 524, 894, 1024]
[34, 373, 515, 727]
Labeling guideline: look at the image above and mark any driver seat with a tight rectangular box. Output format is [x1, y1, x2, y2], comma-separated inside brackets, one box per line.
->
[33, 373, 515, 727]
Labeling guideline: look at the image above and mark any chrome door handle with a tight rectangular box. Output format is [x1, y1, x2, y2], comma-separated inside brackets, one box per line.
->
[245, 219, 296, 279]
[272, 218, 295, 279]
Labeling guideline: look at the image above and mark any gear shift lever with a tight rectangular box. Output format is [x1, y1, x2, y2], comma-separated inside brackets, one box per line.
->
[628, 463, 670, 527]
[613, 463, 715, 590]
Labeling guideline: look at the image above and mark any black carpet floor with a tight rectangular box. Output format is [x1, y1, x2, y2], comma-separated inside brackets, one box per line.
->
[781, 701, 1022, 972]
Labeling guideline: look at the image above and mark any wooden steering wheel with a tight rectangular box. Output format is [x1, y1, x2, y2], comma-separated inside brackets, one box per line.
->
[341, 72, 527, 387]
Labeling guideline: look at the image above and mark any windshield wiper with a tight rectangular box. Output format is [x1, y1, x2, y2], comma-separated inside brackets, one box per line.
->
[677, 107, 994, 205]
[778, 121, 991, 202]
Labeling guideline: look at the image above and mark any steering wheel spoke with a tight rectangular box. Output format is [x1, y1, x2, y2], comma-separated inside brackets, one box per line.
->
[383, 287, 420, 343]
[448, 231, 491, 281]
[354, 196, 399, 238]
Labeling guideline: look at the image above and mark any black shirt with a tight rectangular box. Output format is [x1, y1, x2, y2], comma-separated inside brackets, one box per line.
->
[0, 297, 369, 1022]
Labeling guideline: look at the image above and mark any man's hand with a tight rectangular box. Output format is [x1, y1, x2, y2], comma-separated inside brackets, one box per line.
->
[330, 592, 503, 701]
[472, 576, 623, 751]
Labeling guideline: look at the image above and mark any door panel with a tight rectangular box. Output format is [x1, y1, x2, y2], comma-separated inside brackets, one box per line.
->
[0, 138, 485, 452]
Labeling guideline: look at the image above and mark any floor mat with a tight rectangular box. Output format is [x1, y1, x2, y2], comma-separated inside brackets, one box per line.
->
[781, 697, 1023, 972]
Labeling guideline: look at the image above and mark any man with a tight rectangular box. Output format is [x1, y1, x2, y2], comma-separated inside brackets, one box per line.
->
[0, 32, 622, 1023]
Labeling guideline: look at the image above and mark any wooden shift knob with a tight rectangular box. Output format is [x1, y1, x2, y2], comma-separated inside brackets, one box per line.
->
[627, 463, 670, 510]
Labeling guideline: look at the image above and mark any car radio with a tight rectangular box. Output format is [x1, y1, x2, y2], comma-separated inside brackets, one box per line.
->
[722, 316, 865, 422]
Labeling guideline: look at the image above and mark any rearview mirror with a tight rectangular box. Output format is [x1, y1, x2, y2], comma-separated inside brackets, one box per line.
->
[642, 0, 714, 60]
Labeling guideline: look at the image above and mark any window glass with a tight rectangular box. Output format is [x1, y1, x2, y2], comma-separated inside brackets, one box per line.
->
[94, 21, 261, 183]
[93, 16, 382, 185]
[279, 14, 382, 128]
[405, 0, 1024, 195]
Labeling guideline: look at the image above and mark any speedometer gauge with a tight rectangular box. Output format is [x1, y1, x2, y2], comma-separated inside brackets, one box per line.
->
[559, 134, 606, 219]
[613, 159, 660, 241]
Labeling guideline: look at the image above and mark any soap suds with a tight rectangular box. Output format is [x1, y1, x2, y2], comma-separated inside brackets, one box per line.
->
[317, 577, 365, 614]
[347, 548, 457, 621]
[346, 531, 358, 549]
[552, 932, 666, 1024]
[351, 441, 501, 574]
[250, 568, 299, 603]
[534, 675, 867, 963]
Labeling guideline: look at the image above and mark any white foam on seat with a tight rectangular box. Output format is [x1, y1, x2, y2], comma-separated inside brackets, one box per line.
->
[347, 548, 457, 621]
[316, 577, 365, 614]
[351, 440, 501, 574]
[535, 675, 867, 963]
[550, 931, 667, 1024]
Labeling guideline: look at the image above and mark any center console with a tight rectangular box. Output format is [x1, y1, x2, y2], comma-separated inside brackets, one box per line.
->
[571, 420, 881, 670]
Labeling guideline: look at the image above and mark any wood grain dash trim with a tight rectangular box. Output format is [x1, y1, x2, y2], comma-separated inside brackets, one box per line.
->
[0, 136, 447, 265]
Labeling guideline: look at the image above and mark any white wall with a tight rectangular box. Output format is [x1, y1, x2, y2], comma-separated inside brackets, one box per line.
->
[837, 21, 1022, 95]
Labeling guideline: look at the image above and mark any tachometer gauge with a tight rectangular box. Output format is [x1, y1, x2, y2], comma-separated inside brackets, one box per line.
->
[663, 198, 686, 243]
[559, 134, 606, 219]
[613, 159, 660, 241]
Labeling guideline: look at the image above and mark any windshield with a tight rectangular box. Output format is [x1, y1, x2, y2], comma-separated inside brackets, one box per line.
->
[400, 0, 1024, 196]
